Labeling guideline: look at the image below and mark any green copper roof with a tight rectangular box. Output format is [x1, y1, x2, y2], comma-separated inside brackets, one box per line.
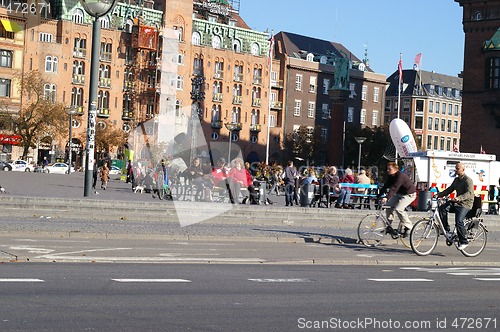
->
[483, 28, 500, 51]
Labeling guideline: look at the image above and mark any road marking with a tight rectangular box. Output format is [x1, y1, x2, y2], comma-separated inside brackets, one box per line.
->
[474, 278, 500, 281]
[112, 279, 191, 283]
[36, 255, 263, 262]
[368, 278, 433, 282]
[248, 278, 315, 283]
[0, 278, 44, 282]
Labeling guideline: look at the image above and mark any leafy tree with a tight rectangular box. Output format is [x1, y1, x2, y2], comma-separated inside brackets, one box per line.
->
[0, 70, 67, 159]
[283, 125, 328, 165]
[78, 118, 127, 160]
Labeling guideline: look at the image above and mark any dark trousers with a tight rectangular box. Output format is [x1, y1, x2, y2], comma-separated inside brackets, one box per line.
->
[285, 182, 295, 205]
[438, 201, 470, 244]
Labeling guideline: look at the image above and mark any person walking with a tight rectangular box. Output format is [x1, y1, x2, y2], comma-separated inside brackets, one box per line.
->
[92, 159, 98, 189]
[100, 163, 110, 190]
[437, 162, 474, 250]
[379, 162, 417, 238]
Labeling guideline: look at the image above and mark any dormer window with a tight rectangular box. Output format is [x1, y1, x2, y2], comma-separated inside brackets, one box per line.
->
[306, 53, 314, 62]
[319, 56, 327, 64]
[251, 43, 260, 56]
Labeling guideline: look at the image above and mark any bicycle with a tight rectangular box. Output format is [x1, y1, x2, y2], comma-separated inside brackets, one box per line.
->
[409, 195, 487, 257]
[357, 198, 413, 248]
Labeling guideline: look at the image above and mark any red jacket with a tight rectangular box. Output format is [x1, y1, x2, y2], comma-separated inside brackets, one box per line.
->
[228, 167, 252, 187]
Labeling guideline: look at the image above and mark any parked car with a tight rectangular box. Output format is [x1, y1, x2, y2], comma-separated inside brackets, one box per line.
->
[108, 165, 123, 180]
[43, 162, 75, 174]
[0, 161, 12, 171]
[9, 160, 35, 172]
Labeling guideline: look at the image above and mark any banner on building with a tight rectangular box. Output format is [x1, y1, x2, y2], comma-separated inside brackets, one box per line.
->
[132, 25, 158, 50]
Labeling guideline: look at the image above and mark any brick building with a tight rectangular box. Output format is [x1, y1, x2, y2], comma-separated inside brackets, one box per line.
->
[385, 69, 462, 152]
[455, 0, 500, 156]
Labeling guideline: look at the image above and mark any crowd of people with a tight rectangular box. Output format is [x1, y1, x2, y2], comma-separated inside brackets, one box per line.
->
[120, 156, 381, 206]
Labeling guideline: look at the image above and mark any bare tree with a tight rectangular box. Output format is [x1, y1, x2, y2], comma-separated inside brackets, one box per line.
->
[0, 70, 67, 159]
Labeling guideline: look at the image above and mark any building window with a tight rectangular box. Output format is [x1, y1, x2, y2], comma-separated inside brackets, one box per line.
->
[427, 135, 432, 150]
[250, 42, 260, 56]
[308, 101, 315, 118]
[269, 114, 276, 127]
[385, 99, 391, 112]
[309, 76, 316, 93]
[440, 136, 445, 150]
[433, 136, 438, 150]
[71, 87, 84, 106]
[45, 56, 58, 73]
[294, 100, 301, 116]
[251, 109, 259, 125]
[295, 74, 302, 91]
[323, 79, 330, 95]
[39, 32, 53, 42]
[0, 78, 11, 97]
[441, 119, 446, 131]
[306, 53, 314, 62]
[485, 57, 500, 89]
[415, 115, 423, 130]
[416, 99, 424, 113]
[44, 84, 56, 102]
[347, 107, 354, 123]
[428, 117, 433, 131]
[434, 118, 439, 131]
[232, 39, 241, 52]
[373, 87, 379, 102]
[454, 104, 459, 116]
[429, 100, 433, 113]
[453, 120, 458, 133]
[191, 31, 201, 45]
[0, 23, 14, 39]
[349, 83, 356, 99]
[435, 102, 440, 114]
[448, 104, 452, 115]
[177, 53, 184, 65]
[372, 110, 378, 126]
[361, 85, 367, 101]
[360, 109, 366, 124]
[99, 16, 110, 29]
[403, 98, 410, 112]
[73, 9, 84, 24]
[212, 35, 221, 49]
[176, 75, 184, 90]
[441, 102, 446, 114]
[447, 120, 452, 132]
[231, 107, 240, 123]
[0, 50, 12, 68]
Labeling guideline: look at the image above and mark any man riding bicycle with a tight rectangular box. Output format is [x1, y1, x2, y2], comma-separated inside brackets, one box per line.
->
[379, 162, 417, 238]
[436, 162, 474, 250]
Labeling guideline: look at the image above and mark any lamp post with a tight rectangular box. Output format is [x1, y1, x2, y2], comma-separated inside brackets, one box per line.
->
[354, 136, 366, 174]
[79, 0, 117, 196]
[225, 122, 238, 163]
[65, 106, 79, 174]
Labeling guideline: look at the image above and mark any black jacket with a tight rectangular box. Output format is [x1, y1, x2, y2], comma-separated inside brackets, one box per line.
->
[380, 170, 416, 199]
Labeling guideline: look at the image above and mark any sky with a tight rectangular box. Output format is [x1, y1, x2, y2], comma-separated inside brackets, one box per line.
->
[239, 0, 464, 78]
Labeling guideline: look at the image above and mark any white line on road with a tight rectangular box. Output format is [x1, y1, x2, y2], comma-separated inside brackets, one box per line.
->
[0, 278, 44, 282]
[248, 278, 315, 283]
[368, 279, 433, 282]
[474, 278, 500, 281]
[112, 279, 191, 283]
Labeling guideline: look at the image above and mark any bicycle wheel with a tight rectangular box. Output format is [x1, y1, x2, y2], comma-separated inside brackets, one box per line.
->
[157, 171, 165, 200]
[170, 180, 183, 200]
[410, 218, 439, 256]
[460, 221, 487, 257]
[357, 214, 386, 247]
[399, 215, 422, 248]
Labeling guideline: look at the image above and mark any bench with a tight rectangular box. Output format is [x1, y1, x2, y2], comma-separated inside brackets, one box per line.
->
[340, 183, 379, 209]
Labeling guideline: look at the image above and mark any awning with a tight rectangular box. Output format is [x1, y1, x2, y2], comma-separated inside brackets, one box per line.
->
[1, 20, 22, 33]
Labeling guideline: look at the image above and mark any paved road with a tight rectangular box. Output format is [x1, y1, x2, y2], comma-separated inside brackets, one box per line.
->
[1, 263, 499, 332]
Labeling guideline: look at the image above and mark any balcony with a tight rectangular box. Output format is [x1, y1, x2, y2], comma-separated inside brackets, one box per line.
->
[99, 52, 112, 62]
[212, 93, 223, 102]
[147, 60, 158, 69]
[271, 79, 284, 88]
[123, 81, 136, 92]
[252, 98, 262, 107]
[98, 77, 111, 88]
[250, 124, 261, 132]
[252, 77, 262, 85]
[97, 108, 110, 118]
[232, 95, 242, 105]
[234, 73, 243, 82]
[214, 70, 224, 79]
[270, 100, 282, 110]
[73, 48, 87, 58]
[122, 110, 134, 121]
[72, 74, 85, 85]
[226, 122, 242, 131]
[211, 120, 223, 129]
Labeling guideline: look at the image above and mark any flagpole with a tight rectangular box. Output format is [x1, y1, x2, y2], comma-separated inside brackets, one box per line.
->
[265, 31, 274, 165]
[397, 53, 402, 119]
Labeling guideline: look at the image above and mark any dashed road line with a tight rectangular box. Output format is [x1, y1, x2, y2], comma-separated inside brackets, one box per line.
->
[248, 278, 315, 283]
[111, 279, 191, 283]
[368, 278, 433, 282]
[0, 278, 44, 282]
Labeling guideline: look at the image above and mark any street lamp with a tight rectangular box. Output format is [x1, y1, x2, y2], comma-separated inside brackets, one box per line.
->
[79, 0, 117, 196]
[354, 136, 366, 173]
[65, 106, 79, 174]
[225, 122, 238, 163]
